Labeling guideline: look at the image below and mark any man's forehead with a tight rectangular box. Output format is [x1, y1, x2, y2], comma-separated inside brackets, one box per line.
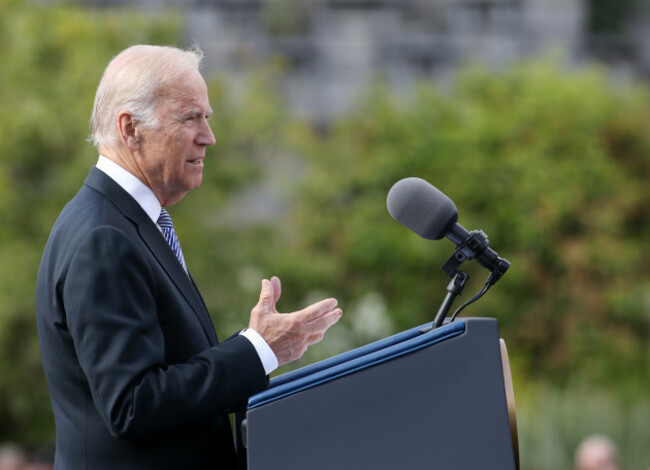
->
[160, 71, 208, 98]
[162, 88, 212, 114]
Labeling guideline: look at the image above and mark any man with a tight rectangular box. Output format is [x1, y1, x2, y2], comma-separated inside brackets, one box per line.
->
[36, 44, 342, 469]
[574, 435, 621, 470]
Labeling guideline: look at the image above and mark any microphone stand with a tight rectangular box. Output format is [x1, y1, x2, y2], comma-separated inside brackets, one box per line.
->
[420, 271, 469, 333]
[422, 229, 509, 332]
[432, 271, 469, 330]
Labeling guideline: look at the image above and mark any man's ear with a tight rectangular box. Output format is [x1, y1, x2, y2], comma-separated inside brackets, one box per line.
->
[117, 111, 139, 151]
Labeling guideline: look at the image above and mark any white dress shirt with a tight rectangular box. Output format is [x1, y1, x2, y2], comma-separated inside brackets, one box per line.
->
[96, 155, 278, 375]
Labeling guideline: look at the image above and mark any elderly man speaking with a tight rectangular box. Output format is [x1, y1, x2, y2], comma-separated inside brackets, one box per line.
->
[36, 44, 342, 469]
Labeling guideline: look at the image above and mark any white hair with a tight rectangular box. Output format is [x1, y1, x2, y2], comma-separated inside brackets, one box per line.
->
[89, 44, 204, 148]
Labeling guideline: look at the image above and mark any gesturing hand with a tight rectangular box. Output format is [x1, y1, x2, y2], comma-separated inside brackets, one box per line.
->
[248, 276, 343, 366]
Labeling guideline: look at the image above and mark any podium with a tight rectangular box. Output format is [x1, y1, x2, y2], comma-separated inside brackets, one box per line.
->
[240, 317, 519, 470]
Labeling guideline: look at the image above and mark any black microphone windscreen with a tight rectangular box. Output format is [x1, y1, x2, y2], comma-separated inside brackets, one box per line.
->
[387, 177, 459, 240]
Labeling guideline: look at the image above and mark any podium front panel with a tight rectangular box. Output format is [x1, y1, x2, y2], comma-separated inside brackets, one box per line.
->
[245, 318, 516, 470]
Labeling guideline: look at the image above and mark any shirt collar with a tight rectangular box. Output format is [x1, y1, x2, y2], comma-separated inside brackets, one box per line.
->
[95, 155, 161, 224]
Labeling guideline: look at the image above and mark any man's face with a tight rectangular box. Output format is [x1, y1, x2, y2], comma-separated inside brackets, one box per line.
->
[135, 69, 216, 207]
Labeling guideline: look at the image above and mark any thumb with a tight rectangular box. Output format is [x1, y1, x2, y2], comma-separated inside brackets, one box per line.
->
[258, 279, 274, 314]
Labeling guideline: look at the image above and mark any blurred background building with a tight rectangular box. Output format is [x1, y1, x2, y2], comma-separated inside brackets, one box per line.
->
[59, 0, 650, 123]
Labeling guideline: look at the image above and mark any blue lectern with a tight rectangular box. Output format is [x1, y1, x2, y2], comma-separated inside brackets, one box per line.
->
[240, 317, 519, 470]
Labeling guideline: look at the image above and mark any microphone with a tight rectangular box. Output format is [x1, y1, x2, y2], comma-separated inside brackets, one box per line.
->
[387, 177, 510, 280]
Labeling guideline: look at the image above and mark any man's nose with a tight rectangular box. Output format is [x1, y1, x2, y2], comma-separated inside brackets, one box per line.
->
[197, 121, 216, 146]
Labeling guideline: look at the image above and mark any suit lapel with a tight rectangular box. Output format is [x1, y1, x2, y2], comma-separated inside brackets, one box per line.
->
[84, 167, 219, 345]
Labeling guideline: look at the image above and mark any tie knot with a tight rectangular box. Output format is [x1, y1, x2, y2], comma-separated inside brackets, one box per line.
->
[158, 207, 173, 229]
[157, 207, 187, 272]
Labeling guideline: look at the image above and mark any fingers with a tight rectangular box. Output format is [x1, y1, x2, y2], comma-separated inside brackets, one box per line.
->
[251, 279, 343, 366]
[308, 308, 342, 334]
[270, 276, 282, 306]
[258, 276, 282, 314]
[306, 331, 325, 346]
[298, 298, 339, 322]
[293, 299, 342, 339]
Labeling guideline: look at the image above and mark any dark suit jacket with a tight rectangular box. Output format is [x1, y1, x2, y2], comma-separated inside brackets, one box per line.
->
[36, 167, 267, 469]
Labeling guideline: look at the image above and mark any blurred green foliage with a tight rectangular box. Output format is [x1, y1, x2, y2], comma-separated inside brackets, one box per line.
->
[258, 61, 650, 468]
[0, 0, 180, 445]
[207, 60, 650, 396]
[518, 385, 650, 469]
[0, 0, 648, 467]
[181, 58, 650, 468]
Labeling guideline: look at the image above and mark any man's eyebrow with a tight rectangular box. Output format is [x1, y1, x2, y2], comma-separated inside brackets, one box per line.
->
[183, 108, 213, 117]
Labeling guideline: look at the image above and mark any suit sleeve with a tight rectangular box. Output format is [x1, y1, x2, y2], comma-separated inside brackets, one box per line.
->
[63, 225, 267, 439]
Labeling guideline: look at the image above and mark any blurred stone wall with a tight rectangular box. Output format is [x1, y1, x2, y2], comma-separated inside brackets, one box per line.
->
[58, 0, 650, 122]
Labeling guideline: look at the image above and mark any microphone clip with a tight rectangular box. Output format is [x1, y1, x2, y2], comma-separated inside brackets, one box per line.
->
[442, 229, 510, 285]
[441, 230, 490, 278]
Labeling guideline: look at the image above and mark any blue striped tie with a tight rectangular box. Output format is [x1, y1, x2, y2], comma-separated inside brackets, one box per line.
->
[158, 208, 187, 272]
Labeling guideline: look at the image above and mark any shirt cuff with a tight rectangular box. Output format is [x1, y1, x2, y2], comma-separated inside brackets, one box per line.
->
[240, 328, 279, 375]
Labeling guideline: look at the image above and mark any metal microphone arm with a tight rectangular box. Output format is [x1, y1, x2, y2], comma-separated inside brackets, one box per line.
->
[444, 223, 511, 282]
[426, 224, 511, 330]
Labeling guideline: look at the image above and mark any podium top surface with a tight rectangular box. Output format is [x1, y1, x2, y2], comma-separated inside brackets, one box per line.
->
[247, 320, 466, 409]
